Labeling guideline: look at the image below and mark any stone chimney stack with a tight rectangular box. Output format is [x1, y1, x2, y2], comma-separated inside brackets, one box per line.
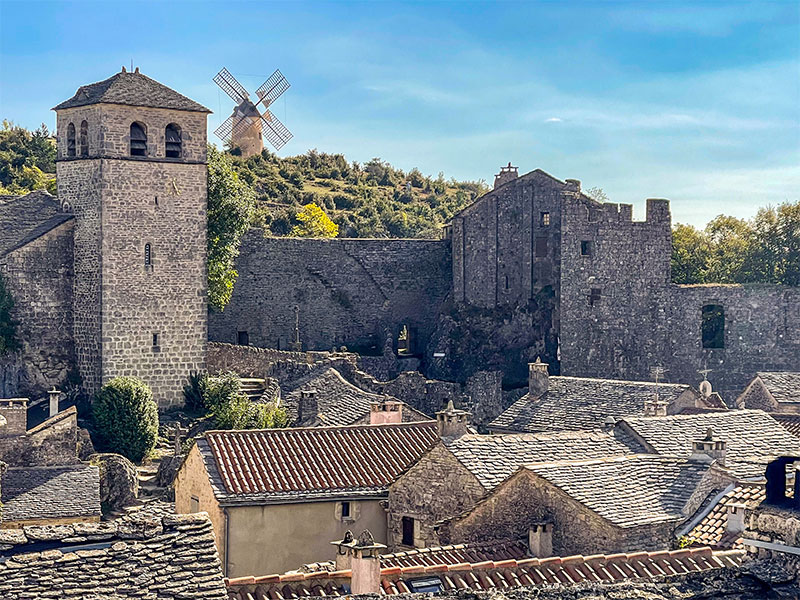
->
[726, 503, 747, 535]
[690, 428, 726, 466]
[0, 399, 27, 436]
[528, 523, 553, 558]
[436, 400, 471, 438]
[528, 359, 549, 399]
[643, 396, 668, 417]
[493, 162, 518, 189]
[370, 400, 403, 425]
[298, 389, 318, 424]
[331, 530, 386, 595]
[564, 179, 581, 193]
[48, 387, 61, 418]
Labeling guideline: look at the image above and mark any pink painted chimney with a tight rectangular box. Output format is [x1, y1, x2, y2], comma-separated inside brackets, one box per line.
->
[370, 400, 403, 425]
[332, 530, 386, 595]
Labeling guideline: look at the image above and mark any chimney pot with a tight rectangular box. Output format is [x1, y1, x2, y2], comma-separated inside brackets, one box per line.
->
[528, 523, 553, 558]
[370, 400, 403, 425]
[726, 503, 747, 534]
[493, 162, 519, 189]
[48, 387, 61, 418]
[298, 389, 319, 424]
[331, 530, 386, 595]
[436, 400, 471, 437]
[690, 428, 726, 466]
[528, 359, 549, 398]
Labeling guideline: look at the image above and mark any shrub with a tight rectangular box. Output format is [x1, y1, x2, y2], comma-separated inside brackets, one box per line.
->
[203, 372, 242, 412]
[212, 396, 288, 430]
[93, 377, 158, 463]
[182, 371, 207, 412]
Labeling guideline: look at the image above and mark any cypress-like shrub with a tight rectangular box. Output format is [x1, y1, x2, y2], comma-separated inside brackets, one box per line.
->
[93, 377, 158, 463]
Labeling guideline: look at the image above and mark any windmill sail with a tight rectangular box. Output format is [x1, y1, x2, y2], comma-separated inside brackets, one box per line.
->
[213, 68, 250, 105]
[260, 111, 293, 150]
[256, 70, 291, 106]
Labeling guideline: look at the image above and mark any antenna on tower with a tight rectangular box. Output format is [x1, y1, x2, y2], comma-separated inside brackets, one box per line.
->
[650, 366, 668, 407]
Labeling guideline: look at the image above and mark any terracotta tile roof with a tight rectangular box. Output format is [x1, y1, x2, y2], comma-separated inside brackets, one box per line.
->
[284, 368, 429, 427]
[54, 70, 211, 112]
[521, 455, 711, 528]
[619, 410, 800, 479]
[489, 376, 697, 433]
[0, 513, 227, 600]
[442, 428, 644, 491]
[685, 483, 765, 549]
[772, 413, 800, 438]
[200, 421, 439, 504]
[1, 464, 101, 523]
[757, 372, 800, 404]
[0, 191, 72, 257]
[226, 547, 743, 598]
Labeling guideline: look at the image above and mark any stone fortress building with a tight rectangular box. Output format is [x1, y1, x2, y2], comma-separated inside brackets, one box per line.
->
[1, 69, 798, 406]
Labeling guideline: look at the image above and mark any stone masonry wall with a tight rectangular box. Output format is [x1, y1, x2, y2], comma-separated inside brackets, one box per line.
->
[0, 406, 78, 467]
[388, 443, 487, 550]
[444, 470, 675, 555]
[209, 233, 451, 358]
[56, 104, 208, 407]
[0, 222, 75, 398]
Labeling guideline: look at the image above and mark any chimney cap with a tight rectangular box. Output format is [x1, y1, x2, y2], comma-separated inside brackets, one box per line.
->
[332, 529, 386, 555]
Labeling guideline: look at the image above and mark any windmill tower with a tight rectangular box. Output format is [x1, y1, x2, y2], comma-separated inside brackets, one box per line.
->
[213, 68, 292, 157]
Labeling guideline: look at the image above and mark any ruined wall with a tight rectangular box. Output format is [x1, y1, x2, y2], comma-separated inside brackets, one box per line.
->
[209, 234, 451, 357]
[444, 471, 674, 555]
[388, 444, 487, 550]
[745, 504, 800, 577]
[0, 404, 78, 467]
[0, 222, 75, 398]
[56, 104, 208, 407]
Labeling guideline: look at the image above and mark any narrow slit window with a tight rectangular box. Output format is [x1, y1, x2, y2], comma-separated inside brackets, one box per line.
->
[130, 122, 147, 156]
[165, 123, 182, 158]
[144, 243, 152, 266]
[504, 274, 509, 290]
[540, 212, 550, 227]
[581, 240, 592, 256]
[79, 120, 88, 156]
[701, 304, 725, 349]
[66, 123, 76, 157]
[152, 332, 160, 348]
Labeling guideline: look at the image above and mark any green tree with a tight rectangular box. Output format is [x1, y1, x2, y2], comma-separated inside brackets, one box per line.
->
[92, 377, 159, 463]
[290, 202, 339, 237]
[671, 223, 710, 284]
[207, 146, 256, 311]
[0, 273, 20, 355]
[703, 215, 752, 283]
[0, 121, 56, 193]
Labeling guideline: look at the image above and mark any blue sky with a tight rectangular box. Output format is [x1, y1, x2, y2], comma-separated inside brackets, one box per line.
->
[1, 0, 798, 227]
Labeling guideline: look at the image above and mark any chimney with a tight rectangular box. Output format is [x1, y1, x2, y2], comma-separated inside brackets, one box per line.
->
[297, 389, 318, 424]
[493, 162, 518, 189]
[436, 400, 471, 438]
[564, 179, 581, 193]
[370, 400, 403, 425]
[528, 523, 553, 558]
[331, 530, 386, 595]
[0, 399, 28, 436]
[48, 387, 61, 418]
[528, 359, 549, 398]
[643, 396, 668, 417]
[690, 428, 726, 466]
[726, 503, 747, 535]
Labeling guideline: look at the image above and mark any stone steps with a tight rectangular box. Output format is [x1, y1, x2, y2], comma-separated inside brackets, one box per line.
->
[239, 377, 267, 401]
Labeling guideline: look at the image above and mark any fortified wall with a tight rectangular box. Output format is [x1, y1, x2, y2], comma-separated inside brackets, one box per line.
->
[209, 232, 452, 358]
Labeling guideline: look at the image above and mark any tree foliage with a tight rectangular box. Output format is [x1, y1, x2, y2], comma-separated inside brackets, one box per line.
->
[0, 273, 20, 356]
[0, 121, 56, 194]
[290, 202, 339, 237]
[92, 377, 159, 463]
[207, 146, 256, 311]
[671, 201, 800, 285]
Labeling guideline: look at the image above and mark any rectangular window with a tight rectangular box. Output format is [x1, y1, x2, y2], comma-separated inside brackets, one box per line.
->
[152, 333, 160, 350]
[190, 496, 200, 513]
[237, 331, 249, 346]
[540, 212, 550, 227]
[341, 501, 351, 518]
[402, 516, 415, 546]
[702, 304, 725, 348]
[589, 288, 601, 307]
[581, 241, 592, 256]
[535, 236, 548, 258]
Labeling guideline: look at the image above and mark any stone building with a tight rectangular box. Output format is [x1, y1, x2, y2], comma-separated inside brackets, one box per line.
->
[1, 68, 210, 407]
[210, 165, 800, 398]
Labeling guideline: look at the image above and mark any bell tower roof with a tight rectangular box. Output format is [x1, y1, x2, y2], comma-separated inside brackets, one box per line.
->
[53, 68, 211, 113]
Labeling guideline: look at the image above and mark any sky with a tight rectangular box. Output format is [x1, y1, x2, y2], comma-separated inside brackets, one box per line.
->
[1, 0, 798, 227]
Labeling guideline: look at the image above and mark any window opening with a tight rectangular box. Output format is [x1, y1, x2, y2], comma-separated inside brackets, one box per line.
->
[341, 501, 351, 518]
[401, 516, 415, 546]
[67, 123, 76, 157]
[589, 288, 601, 307]
[540, 212, 550, 227]
[237, 331, 249, 346]
[535, 236, 548, 258]
[165, 123, 182, 158]
[701, 304, 725, 348]
[144, 243, 151, 266]
[130, 122, 147, 156]
[581, 240, 592, 256]
[79, 120, 88, 156]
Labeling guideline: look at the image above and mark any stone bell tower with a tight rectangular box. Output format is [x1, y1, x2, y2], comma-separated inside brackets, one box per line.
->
[53, 67, 210, 407]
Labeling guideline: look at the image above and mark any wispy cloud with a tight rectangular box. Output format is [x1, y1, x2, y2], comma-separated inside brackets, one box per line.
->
[544, 117, 562, 123]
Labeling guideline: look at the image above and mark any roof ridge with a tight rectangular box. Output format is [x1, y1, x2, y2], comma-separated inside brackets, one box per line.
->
[552, 375, 691, 387]
[205, 419, 437, 436]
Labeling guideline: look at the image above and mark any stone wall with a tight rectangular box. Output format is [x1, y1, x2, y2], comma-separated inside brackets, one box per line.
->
[0, 404, 78, 467]
[745, 503, 800, 578]
[0, 221, 75, 398]
[208, 233, 451, 359]
[443, 470, 675, 555]
[56, 104, 208, 408]
[388, 443, 487, 549]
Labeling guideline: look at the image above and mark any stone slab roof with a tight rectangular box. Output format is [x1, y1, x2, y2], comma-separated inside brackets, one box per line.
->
[199, 421, 439, 504]
[226, 546, 743, 598]
[685, 483, 765, 550]
[0, 191, 72, 257]
[284, 367, 429, 426]
[1, 464, 100, 523]
[442, 429, 644, 491]
[757, 372, 800, 404]
[0, 513, 227, 600]
[523, 455, 711, 528]
[53, 69, 211, 113]
[619, 410, 800, 479]
[489, 376, 695, 433]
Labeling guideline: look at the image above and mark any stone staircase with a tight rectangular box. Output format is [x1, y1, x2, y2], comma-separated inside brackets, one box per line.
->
[240, 378, 267, 401]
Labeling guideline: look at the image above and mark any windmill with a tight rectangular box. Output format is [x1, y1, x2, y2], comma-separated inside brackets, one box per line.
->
[213, 67, 292, 157]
